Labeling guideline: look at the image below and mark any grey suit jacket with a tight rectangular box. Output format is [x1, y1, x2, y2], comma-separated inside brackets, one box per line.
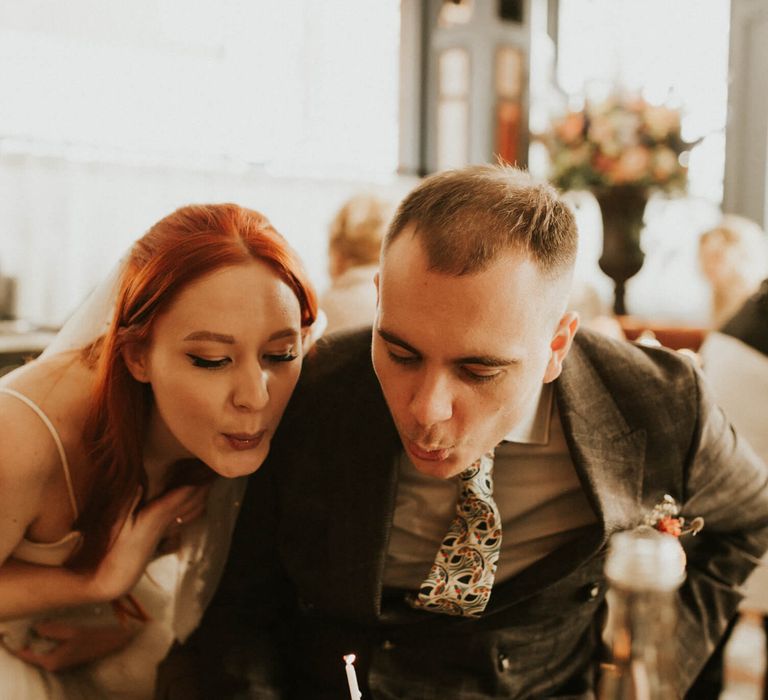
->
[156, 328, 768, 700]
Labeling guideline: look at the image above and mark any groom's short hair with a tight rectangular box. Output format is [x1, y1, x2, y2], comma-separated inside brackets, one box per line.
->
[384, 164, 577, 278]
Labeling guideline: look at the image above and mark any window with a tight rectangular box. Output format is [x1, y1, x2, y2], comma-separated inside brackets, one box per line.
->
[0, 0, 401, 179]
[556, 0, 730, 204]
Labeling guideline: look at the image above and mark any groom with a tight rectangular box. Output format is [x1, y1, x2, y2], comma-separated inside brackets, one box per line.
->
[157, 165, 768, 699]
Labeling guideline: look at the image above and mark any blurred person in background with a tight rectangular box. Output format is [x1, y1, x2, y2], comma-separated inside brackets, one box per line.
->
[691, 278, 768, 698]
[698, 215, 768, 328]
[321, 194, 393, 335]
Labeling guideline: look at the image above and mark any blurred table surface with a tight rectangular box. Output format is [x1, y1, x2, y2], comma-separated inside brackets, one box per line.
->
[0, 319, 58, 374]
[617, 315, 709, 351]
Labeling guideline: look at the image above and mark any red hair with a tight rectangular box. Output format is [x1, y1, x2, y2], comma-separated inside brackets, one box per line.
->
[70, 204, 317, 570]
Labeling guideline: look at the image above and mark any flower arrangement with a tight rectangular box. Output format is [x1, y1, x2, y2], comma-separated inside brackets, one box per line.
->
[545, 95, 691, 193]
[644, 494, 704, 538]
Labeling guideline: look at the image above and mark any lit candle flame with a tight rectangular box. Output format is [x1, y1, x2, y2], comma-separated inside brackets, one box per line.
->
[344, 653, 356, 664]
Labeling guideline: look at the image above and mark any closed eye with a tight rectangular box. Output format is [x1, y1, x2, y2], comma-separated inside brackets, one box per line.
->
[387, 349, 419, 366]
[461, 366, 503, 384]
[186, 354, 230, 369]
[264, 351, 299, 364]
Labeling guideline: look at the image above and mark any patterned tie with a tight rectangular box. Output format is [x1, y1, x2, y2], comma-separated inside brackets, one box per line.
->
[410, 450, 501, 617]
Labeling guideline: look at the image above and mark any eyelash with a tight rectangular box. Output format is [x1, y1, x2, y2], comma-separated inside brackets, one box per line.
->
[187, 355, 229, 369]
[265, 352, 299, 363]
[461, 368, 500, 385]
[388, 351, 418, 366]
[186, 352, 298, 369]
[387, 351, 500, 384]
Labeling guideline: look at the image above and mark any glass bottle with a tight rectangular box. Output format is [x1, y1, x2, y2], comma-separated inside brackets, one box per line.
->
[597, 527, 686, 700]
[720, 610, 767, 700]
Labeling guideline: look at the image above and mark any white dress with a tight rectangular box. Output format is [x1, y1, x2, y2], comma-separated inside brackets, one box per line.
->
[0, 387, 246, 699]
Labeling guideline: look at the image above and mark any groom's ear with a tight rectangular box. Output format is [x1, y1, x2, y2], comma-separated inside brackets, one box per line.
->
[122, 342, 150, 383]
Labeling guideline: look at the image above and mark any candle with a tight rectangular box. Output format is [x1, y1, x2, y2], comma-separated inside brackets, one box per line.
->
[343, 653, 362, 699]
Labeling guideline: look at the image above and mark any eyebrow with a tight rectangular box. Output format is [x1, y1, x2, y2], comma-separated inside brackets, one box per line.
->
[183, 331, 235, 344]
[377, 328, 519, 367]
[183, 328, 299, 344]
[267, 328, 301, 341]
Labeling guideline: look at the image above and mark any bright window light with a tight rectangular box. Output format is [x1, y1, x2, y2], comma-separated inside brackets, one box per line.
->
[0, 0, 401, 179]
[556, 0, 730, 204]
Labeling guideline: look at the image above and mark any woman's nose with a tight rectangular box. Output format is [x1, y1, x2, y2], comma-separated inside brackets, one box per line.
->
[231, 364, 269, 411]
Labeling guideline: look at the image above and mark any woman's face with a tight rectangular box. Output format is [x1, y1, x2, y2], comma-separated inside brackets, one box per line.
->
[699, 232, 739, 285]
[127, 260, 305, 477]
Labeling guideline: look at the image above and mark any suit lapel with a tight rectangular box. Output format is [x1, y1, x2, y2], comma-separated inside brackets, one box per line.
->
[321, 357, 402, 621]
[489, 337, 647, 609]
[555, 338, 646, 542]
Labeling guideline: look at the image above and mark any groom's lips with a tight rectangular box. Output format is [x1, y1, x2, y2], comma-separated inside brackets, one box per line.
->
[407, 441, 451, 462]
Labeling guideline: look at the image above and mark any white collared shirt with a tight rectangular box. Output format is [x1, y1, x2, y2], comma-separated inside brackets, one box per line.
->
[382, 383, 598, 589]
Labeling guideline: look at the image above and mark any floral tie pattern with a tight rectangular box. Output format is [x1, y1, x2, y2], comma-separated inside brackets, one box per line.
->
[410, 450, 501, 617]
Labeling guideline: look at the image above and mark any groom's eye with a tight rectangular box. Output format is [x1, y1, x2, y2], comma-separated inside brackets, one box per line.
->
[387, 349, 419, 366]
[186, 354, 230, 369]
[461, 366, 503, 384]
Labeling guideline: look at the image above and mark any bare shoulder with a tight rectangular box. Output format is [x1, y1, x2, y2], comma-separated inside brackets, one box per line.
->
[0, 351, 96, 562]
[0, 351, 95, 496]
[0, 391, 59, 563]
[1, 350, 95, 435]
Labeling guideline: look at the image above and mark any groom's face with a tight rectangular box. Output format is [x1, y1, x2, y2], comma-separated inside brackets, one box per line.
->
[372, 227, 576, 480]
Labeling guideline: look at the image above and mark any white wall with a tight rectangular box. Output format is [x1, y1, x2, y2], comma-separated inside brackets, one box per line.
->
[0, 0, 403, 325]
[0, 153, 416, 325]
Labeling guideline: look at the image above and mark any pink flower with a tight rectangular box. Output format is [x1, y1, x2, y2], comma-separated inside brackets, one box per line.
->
[593, 152, 619, 176]
[588, 115, 615, 149]
[644, 105, 680, 140]
[612, 146, 651, 183]
[652, 147, 680, 181]
[556, 112, 586, 144]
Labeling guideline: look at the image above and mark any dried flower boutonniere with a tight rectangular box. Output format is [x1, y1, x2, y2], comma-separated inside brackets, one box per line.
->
[644, 494, 704, 538]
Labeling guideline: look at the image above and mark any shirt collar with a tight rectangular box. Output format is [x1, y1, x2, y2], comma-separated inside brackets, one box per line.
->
[501, 382, 553, 445]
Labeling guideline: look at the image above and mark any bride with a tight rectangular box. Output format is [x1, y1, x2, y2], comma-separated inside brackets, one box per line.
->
[0, 203, 318, 698]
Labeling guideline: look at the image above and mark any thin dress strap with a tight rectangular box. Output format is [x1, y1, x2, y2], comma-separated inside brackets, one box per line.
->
[0, 387, 79, 519]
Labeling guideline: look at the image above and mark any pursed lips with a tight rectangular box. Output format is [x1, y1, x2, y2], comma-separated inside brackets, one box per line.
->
[222, 430, 266, 450]
[405, 430, 455, 452]
[407, 439, 453, 462]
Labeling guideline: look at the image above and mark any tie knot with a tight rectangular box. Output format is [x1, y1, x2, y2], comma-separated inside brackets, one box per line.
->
[459, 450, 495, 495]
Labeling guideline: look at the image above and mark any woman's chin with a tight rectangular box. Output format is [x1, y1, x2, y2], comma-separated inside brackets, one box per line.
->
[208, 448, 270, 478]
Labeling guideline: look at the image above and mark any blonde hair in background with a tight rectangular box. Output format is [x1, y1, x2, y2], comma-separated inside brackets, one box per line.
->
[328, 194, 393, 276]
[699, 214, 768, 327]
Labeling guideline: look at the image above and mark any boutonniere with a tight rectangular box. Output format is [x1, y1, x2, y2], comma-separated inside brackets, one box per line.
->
[643, 494, 704, 538]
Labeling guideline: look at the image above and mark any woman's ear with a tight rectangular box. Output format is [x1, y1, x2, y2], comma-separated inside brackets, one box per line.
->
[543, 311, 580, 383]
[122, 343, 150, 383]
[302, 309, 328, 355]
[301, 327, 312, 355]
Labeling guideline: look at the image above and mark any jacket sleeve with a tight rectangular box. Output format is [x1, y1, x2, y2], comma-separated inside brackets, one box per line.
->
[675, 367, 768, 693]
[154, 462, 290, 699]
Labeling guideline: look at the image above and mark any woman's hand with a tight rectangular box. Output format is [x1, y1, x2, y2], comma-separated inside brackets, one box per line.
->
[90, 484, 210, 601]
[10, 620, 137, 671]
